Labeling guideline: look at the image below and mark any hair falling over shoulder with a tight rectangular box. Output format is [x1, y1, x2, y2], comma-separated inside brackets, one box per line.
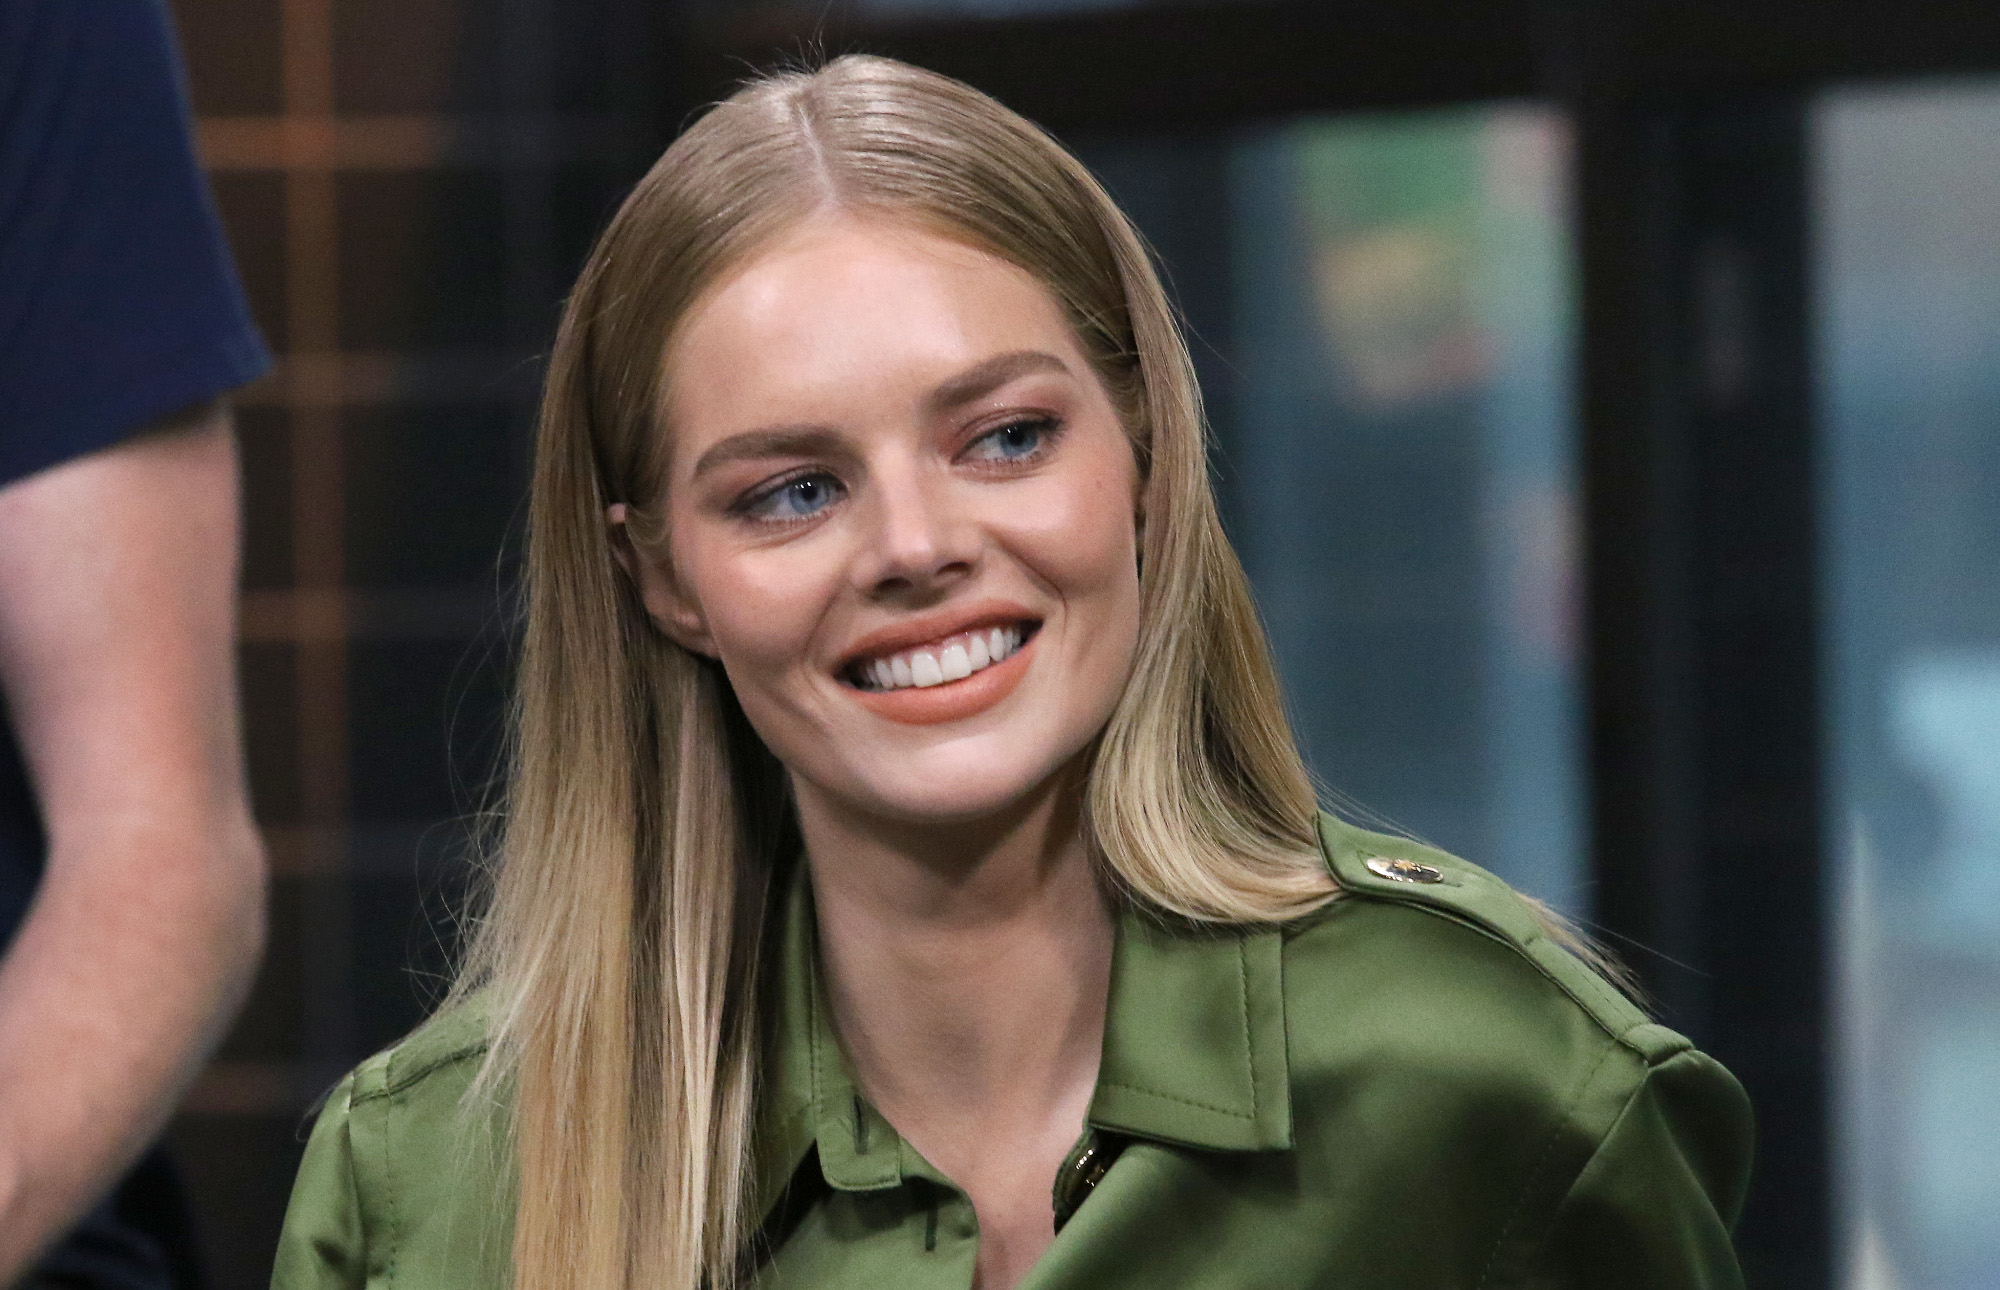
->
[446, 52, 1591, 1290]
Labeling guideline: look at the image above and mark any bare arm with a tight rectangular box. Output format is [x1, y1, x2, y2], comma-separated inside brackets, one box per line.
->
[0, 401, 267, 1278]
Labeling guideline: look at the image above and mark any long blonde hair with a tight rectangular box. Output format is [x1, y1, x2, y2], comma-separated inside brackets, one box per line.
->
[458, 53, 1345, 1290]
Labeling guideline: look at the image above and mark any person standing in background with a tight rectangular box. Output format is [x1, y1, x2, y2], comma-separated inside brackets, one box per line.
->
[0, 0, 272, 1284]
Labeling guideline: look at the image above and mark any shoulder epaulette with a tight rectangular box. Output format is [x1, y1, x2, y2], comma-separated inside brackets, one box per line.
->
[1315, 812, 1661, 1052]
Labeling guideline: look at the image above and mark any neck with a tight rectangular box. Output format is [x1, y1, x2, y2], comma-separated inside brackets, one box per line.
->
[794, 768, 1114, 1142]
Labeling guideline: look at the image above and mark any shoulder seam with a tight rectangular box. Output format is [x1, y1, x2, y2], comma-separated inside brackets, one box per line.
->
[1472, 1032, 1625, 1290]
[352, 1040, 491, 1106]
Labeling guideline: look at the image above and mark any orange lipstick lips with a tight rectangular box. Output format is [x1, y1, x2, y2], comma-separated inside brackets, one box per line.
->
[840, 604, 1039, 727]
[850, 633, 1033, 725]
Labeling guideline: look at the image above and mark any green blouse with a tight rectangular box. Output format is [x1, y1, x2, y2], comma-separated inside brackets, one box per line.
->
[272, 814, 1752, 1289]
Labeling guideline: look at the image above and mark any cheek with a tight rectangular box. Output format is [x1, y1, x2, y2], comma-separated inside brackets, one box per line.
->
[1058, 439, 1143, 579]
[672, 529, 834, 678]
[1004, 457, 1143, 638]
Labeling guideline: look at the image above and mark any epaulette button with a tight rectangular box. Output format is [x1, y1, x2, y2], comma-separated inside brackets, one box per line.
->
[1364, 855, 1446, 885]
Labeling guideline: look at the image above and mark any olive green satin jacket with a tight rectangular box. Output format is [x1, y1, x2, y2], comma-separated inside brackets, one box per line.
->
[272, 814, 1753, 1289]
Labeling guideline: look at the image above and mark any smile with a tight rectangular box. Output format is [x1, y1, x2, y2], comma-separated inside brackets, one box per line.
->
[850, 624, 1029, 692]
[837, 607, 1043, 727]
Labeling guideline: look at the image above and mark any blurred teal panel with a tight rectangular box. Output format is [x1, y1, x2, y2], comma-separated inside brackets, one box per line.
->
[1224, 107, 1582, 913]
[1819, 80, 2000, 1290]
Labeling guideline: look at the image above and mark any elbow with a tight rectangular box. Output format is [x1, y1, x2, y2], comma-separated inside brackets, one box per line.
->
[153, 806, 269, 1026]
[211, 819, 268, 1016]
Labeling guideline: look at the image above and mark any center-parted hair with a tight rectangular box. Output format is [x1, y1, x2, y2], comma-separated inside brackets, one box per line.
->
[456, 54, 1335, 1290]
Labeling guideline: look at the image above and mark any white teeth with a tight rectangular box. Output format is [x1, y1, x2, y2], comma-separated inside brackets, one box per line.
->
[856, 624, 1030, 692]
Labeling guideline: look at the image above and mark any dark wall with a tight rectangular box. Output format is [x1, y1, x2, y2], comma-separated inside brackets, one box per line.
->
[164, 2, 662, 1284]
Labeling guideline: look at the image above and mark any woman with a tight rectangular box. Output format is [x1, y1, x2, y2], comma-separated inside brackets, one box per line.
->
[274, 55, 1751, 1290]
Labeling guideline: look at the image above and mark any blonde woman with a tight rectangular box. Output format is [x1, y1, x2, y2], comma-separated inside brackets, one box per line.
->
[273, 55, 1751, 1290]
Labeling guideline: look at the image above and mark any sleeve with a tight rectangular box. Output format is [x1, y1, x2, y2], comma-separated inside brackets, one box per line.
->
[272, 1074, 371, 1290]
[1526, 1047, 1756, 1289]
[0, 0, 271, 486]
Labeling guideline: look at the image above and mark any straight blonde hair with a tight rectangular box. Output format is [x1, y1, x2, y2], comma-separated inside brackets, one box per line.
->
[454, 52, 1563, 1290]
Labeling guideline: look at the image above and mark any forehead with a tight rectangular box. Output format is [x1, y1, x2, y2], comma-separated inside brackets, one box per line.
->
[662, 215, 1087, 442]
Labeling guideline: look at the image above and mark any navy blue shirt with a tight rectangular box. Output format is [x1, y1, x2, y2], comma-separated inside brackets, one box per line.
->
[1, 2, 268, 1284]
[1, 0, 268, 946]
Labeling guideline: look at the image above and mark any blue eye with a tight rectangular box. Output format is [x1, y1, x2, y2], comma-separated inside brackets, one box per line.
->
[967, 417, 1055, 463]
[745, 472, 843, 521]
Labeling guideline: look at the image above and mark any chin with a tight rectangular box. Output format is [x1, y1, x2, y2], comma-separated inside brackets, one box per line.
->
[807, 729, 1087, 828]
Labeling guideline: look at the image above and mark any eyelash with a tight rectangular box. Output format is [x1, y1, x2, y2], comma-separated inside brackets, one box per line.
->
[733, 467, 844, 524]
[961, 415, 1063, 468]
[727, 415, 1065, 525]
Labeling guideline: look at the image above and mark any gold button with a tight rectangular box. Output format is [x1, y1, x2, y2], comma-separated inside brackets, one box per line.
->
[1053, 1132, 1127, 1233]
[1364, 855, 1445, 885]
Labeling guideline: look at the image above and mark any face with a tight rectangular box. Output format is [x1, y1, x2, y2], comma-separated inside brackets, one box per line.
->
[615, 215, 1144, 826]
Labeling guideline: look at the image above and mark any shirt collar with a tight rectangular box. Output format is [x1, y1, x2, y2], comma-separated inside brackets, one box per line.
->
[751, 856, 1294, 1227]
[1088, 905, 1292, 1152]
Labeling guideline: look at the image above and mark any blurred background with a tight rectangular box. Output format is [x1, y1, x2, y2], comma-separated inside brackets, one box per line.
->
[153, 1, 2000, 1288]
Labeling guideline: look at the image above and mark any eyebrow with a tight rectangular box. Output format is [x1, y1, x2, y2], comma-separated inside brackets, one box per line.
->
[923, 349, 1071, 417]
[690, 350, 1073, 479]
[691, 426, 847, 478]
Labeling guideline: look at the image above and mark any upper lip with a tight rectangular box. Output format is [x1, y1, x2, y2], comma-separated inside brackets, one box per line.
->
[836, 599, 1041, 672]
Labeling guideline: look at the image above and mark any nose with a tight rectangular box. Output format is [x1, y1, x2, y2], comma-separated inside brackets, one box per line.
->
[852, 458, 980, 599]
